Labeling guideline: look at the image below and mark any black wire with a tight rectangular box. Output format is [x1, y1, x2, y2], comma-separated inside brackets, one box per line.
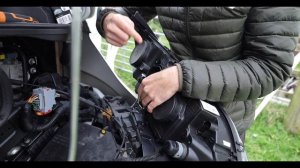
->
[114, 126, 127, 160]
[31, 72, 57, 88]
[56, 90, 106, 112]
[49, 73, 57, 88]
[11, 79, 41, 88]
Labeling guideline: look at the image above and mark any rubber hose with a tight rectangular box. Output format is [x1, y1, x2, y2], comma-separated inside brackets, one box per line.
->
[22, 101, 69, 132]
[35, 101, 69, 131]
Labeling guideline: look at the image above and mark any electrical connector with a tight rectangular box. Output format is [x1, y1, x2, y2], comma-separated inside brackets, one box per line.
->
[32, 87, 56, 115]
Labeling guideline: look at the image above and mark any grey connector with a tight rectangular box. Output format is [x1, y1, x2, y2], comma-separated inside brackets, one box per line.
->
[32, 87, 56, 114]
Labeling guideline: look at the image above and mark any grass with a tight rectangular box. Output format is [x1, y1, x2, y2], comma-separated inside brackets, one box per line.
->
[296, 62, 300, 71]
[115, 69, 136, 92]
[245, 102, 300, 161]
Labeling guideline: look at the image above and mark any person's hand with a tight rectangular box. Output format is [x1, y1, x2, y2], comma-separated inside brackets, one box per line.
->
[103, 13, 143, 47]
[138, 66, 179, 113]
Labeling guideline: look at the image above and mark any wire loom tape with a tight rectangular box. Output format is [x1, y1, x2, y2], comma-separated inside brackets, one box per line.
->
[0, 68, 13, 127]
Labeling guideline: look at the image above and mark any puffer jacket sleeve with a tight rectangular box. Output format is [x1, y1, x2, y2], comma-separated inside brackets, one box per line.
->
[179, 7, 300, 102]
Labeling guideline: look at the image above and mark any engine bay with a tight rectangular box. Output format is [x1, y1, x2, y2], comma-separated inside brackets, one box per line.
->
[0, 37, 165, 161]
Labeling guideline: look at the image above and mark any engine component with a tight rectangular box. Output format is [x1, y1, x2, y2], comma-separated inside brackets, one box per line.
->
[104, 96, 142, 157]
[163, 140, 187, 160]
[29, 67, 37, 74]
[28, 58, 36, 65]
[32, 87, 56, 115]
[34, 123, 118, 161]
[0, 51, 23, 82]
[0, 68, 13, 127]
[22, 101, 69, 132]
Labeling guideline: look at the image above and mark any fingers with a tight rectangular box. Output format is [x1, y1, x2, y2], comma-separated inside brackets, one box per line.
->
[138, 80, 154, 111]
[103, 13, 143, 46]
[105, 28, 129, 47]
[141, 96, 152, 107]
[138, 83, 161, 113]
[140, 95, 160, 113]
[147, 100, 160, 113]
[105, 38, 123, 47]
[117, 19, 143, 44]
[137, 71, 177, 113]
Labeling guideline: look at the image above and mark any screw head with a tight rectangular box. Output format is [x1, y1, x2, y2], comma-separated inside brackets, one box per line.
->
[28, 58, 36, 65]
[30, 67, 37, 74]
[7, 146, 21, 156]
[24, 138, 31, 144]
[237, 145, 244, 152]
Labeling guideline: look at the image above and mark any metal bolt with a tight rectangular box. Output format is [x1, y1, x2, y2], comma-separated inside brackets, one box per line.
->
[30, 67, 37, 74]
[24, 138, 31, 144]
[28, 58, 36, 65]
[7, 146, 21, 156]
[235, 141, 244, 152]
[237, 145, 244, 152]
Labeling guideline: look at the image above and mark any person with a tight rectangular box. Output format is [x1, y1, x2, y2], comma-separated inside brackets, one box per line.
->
[96, 7, 300, 142]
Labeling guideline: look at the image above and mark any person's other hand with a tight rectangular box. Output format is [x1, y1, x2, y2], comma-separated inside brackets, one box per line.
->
[138, 66, 179, 113]
[103, 13, 143, 47]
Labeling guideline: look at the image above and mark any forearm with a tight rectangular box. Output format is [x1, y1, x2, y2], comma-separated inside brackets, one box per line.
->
[178, 57, 293, 102]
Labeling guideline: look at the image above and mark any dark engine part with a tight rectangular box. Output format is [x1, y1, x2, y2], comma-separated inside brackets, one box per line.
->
[104, 96, 143, 157]
[21, 101, 69, 132]
[147, 94, 201, 141]
[130, 40, 177, 85]
[98, 96, 167, 161]
[0, 68, 13, 127]
[146, 93, 246, 161]
[35, 123, 118, 161]
[32, 96, 166, 161]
